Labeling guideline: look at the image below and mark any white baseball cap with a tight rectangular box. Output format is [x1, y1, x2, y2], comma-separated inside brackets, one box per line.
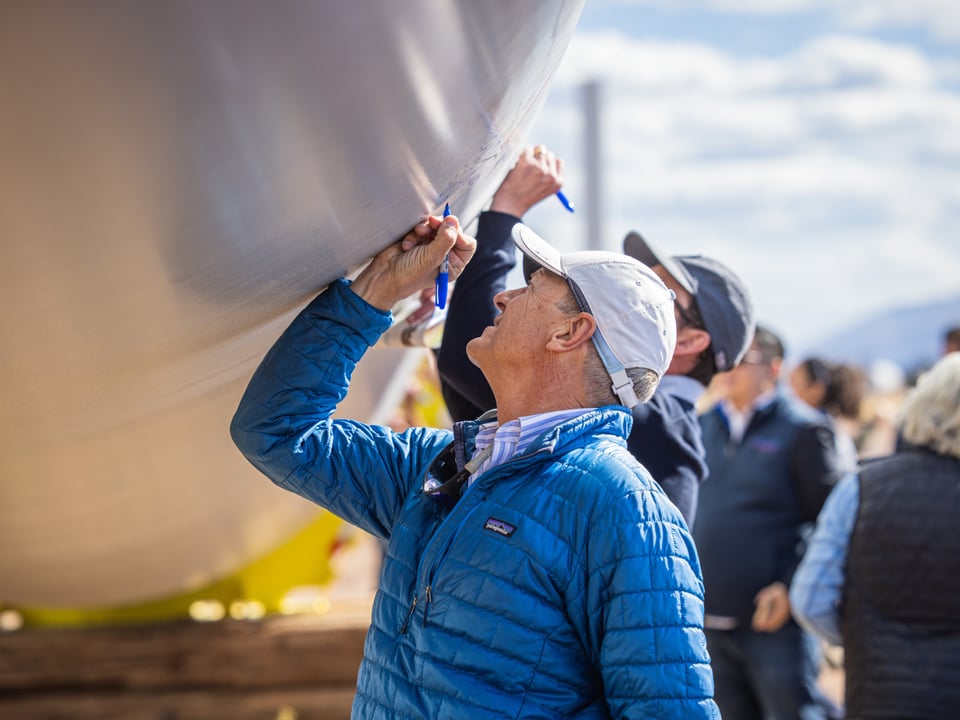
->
[512, 223, 677, 407]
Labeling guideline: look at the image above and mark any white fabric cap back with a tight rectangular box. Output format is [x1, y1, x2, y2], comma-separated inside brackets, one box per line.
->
[513, 224, 677, 407]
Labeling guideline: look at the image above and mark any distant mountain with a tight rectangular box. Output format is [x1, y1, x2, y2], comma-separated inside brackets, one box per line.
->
[799, 294, 960, 376]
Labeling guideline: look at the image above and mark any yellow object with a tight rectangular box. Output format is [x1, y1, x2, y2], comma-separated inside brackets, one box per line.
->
[15, 511, 343, 628]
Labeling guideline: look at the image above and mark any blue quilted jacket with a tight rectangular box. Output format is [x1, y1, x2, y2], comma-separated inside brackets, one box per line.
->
[231, 279, 718, 719]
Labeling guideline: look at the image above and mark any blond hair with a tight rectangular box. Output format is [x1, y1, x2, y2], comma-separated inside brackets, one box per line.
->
[898, 352, 960, 459]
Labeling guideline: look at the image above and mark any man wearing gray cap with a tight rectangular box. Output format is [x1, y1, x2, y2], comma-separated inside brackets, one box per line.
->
[231, 212, 719, 718]
[438, 146, 755, 525]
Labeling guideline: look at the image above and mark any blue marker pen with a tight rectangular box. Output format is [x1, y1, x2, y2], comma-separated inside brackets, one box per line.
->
[556, 190, 575, 213]
[435, 203, 451, 309]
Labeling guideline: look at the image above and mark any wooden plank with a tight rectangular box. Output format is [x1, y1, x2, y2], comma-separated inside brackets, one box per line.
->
[0, 604, 371, 693]
[0, 687, 355, 720]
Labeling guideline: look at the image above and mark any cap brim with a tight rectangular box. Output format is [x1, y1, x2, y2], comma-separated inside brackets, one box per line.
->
[512, 224, 566, 278]
[623, 231, 696, 295]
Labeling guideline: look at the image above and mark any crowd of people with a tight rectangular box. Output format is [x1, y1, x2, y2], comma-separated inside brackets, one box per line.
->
[231, 145, 960, 719]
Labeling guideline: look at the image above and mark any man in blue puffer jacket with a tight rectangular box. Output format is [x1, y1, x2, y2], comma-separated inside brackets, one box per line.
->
[231, 211, 720, 719]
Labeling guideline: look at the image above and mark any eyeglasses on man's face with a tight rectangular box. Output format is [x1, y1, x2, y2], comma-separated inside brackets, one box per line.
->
[739, 348, 772, 366]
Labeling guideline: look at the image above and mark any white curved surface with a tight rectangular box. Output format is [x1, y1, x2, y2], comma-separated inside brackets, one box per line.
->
[0, 0, 584, 607]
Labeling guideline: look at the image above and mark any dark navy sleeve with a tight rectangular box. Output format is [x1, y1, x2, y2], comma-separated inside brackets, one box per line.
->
[792, 421, 845, 521]
[436, 210, 520, 421]
[626, 391, 707, 527]
[781, 417, 845, 585]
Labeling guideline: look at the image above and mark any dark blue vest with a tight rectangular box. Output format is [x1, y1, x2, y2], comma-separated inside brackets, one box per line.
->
[695, 395, 835, 622]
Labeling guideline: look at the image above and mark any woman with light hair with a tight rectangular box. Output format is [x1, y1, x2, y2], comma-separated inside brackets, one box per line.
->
[790, 353, 960, 719]
[899, 352, 960, 458]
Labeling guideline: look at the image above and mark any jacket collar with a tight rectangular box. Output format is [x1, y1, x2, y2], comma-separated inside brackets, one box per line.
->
[453, 405, 633, 471]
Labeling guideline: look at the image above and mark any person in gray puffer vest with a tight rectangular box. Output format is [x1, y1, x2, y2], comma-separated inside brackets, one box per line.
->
[791, 351, 960, 719]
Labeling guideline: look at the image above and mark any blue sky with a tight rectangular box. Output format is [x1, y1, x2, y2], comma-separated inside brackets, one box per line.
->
[519, 0, 960, 352]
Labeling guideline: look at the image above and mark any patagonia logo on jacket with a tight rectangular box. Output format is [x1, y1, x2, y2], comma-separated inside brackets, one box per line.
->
[747, 436, 782, 454]
[484, 517, 516, 537]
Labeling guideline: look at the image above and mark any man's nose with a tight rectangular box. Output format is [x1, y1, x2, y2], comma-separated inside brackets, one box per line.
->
[493, 287, 522, 311]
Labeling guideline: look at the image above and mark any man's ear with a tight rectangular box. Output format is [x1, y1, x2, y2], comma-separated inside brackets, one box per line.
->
[546, 313, 596, 353]
[769, 356, 784, 380]
[675, 327, 711, 358]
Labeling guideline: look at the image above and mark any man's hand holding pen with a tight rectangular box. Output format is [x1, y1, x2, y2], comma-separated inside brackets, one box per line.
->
[350, 212, 476, 313]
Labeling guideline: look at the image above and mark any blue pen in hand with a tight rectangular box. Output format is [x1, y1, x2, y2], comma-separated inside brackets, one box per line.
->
[435, 203, 451, 309]
[556, 190, 575, 213]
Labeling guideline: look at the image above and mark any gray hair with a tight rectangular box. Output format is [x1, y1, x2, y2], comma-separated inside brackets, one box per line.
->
[898, 353, 960, 459]
[583, 354, 659, 408]
[625, 367, 659, 405]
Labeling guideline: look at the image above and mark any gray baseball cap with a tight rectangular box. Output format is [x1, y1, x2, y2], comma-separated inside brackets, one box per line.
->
[513, 224, 677, 407]
[623, 231, 755, 373]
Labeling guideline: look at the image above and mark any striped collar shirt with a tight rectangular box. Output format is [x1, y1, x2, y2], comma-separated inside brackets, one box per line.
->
[468, 408, 592, 487]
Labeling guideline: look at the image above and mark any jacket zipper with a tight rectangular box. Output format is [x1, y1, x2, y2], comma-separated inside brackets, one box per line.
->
[423, 585, 432, 626]
[417, 505, 477, 628]
[399, 594, 418, 634]
[416, 444, 554, 632]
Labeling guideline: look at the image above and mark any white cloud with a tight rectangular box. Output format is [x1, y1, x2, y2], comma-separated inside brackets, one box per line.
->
[783, 35, 936, 88]
[521, 28, 960, 348]
[598, 0, 960, 40]
[558, 31, 940, 91]
[553, 34, 750, 91]
[839, 0, 960, 42]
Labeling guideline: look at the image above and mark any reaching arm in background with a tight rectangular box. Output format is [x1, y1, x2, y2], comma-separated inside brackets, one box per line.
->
[790, 472, 858, 646]
[437, 146, 564, 421]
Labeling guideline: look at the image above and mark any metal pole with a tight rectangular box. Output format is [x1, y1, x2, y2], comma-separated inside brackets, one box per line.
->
[582, 80, 603, 250]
